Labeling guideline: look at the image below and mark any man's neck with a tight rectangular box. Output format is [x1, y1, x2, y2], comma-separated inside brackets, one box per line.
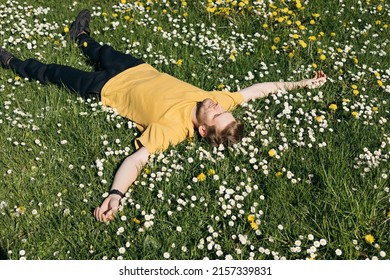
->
[191, 105, 199, 128]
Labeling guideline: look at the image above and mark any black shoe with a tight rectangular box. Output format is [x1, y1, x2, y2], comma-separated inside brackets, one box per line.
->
[0, 47, 14, 67]
[69, 9, 91, 41]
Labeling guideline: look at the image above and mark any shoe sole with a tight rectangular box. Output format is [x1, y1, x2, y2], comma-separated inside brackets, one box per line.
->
[69, 9, 91, 41]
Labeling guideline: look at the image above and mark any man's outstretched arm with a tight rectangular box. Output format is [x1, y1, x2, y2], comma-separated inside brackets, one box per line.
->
[240, 71, 327, 103]
[94, 146, 150, 222]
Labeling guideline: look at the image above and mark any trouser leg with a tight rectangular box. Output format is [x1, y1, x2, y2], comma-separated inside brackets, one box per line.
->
[9, 57, 110, 98]
[77, 34, 144, 72]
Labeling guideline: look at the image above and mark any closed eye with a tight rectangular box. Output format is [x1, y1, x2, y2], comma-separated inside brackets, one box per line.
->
[213, 112, 226, 119]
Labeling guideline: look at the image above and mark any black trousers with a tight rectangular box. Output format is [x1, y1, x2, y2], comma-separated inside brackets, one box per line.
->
[9, 34, 144, 99]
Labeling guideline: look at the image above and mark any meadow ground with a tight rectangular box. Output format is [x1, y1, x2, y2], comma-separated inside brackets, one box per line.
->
[0, 0, 389, 260]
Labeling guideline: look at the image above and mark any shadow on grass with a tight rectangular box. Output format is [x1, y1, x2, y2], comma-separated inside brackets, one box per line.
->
[0, 247, 7, 260]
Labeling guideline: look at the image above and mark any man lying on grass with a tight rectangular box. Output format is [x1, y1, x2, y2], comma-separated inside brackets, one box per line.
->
[0, 9, 327, 222]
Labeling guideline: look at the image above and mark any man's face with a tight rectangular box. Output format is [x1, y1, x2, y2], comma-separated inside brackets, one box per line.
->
[196, 98, 236, 135]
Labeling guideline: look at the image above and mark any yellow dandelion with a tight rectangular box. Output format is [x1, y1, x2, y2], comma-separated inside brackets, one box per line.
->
[197, 173, 206, 181]
[83, 41, 88, 47]
[274, 37, 281, 43]
[312, 13, 320, 18]
[351, 111, 359, 118]
[120, 0, 127, 4]
[377, 5, 383, 11]
[275, 171, 283, 177]
[372, 106, 379, 111]
[353, 57, 358, 64]
[271, 45, 277, 51]
[364, 234, 375, 244]
[268, 149, 277, 157]
[63, 26, 69, 33]
[319, 54, 326, 61]
[309, 36, 317, 41]
[217, 84, 225, 89]
[176, 59, 183, 66]
[315, 115, 324, 122]
[250, 222, 259, 230]
[288, 52, 295, 59]
[247, 214, 255, 222]
[15, 76, 21, 81]
[262, 23, 268, 29]
[377, 80, 383, 87]
[310, 19, 316, 25]
[353, 90, 359, 96]
[330, 32, 336, 37]
[207, 169, 216, 176]
[328, 104, 338, 111]
[17, 206, 26, 214]
[351, 84, 358, 89]
[299, 40, 307, 48]
[291, 33, 300, 39]
[387, 210, 390, 218]
[132, 218, 141, 224]
[312, 63, 317, 69]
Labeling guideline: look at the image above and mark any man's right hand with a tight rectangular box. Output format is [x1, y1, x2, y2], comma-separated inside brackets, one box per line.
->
[94, 195, 121, 222]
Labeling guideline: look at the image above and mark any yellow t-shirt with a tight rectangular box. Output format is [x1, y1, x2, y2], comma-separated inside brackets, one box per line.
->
[101, 63, 243, 154]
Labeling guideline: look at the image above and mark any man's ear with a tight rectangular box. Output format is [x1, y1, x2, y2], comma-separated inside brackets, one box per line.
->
[198, 125, 207, 137]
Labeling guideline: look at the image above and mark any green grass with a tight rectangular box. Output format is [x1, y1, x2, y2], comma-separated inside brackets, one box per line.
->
[0, 0, 389, 260]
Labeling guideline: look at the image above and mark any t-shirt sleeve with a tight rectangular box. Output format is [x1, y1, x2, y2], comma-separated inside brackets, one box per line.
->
[134, 122, 187, 154]
[209, 91, 244, 111]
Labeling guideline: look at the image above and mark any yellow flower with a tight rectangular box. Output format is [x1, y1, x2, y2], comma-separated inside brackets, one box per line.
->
[275, 171, 283, 177]
[353, 90, 359, 96]
[288, 52, 294, 59]
[268, 149, 277, 157]
[312, 13, 320, 18]
[328, 104, 337, 111]
[299, 40, 307, 48]
[319, 54, 326, 61]
[387, 210, 390, 218]
[351, 111, 359, 118]
[291, 33, 300, 39]
[312, 63, 317, 69]
[310, 19, 315, 25]
[351, 84, 358, 89]
[377, 5, 382, 11]
[262, 23, 268, 29]
[271, 45, 277, 51]
[377, 80, 383, 87]
[197, 173, 206, 181]
[247, 214, 255, 222]
[308, 35, 317, 41]
[315, 115, 324, 122]
[274, 37, 281, 43]
[176, 59, 183, 66]
[63, 26, 69, 33]
[364, 234, 375, 244]
[121, 0, 127, 4]
[15, 76, 21, 81]
[83, 41, 88, 47]
[207, 169, 216, 176]
[372, 106, 379, 112]
[353, 57, 358, 64]
[132, 218, 141, 224]
[17, 206, 26, 214]
[250, 221, 259, 230]
[330, 32, 336, 37]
